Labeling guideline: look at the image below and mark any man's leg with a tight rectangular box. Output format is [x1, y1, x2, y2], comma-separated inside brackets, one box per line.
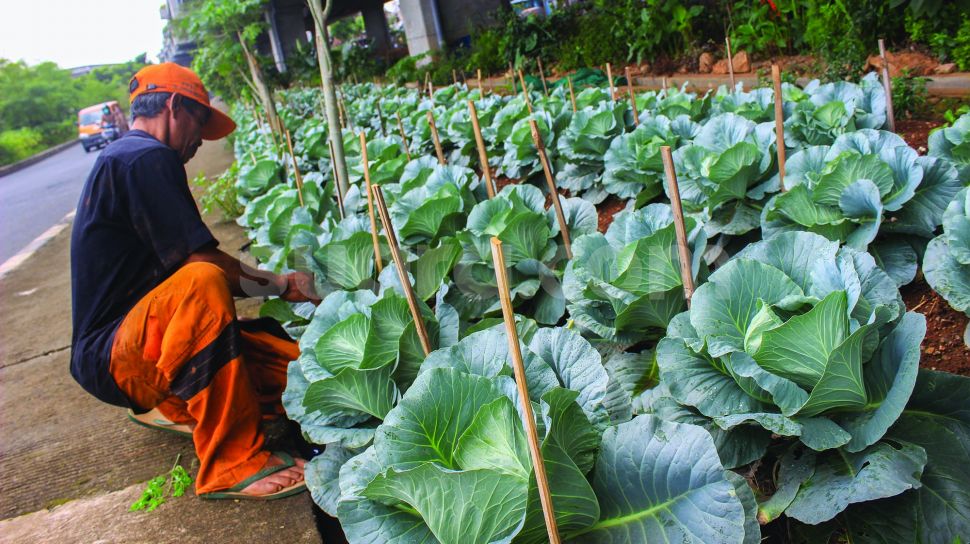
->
[239, 325, 299, 417]
[109, 262, 302, 495]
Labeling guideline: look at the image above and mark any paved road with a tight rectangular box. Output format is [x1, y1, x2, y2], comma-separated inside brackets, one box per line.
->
[0, 143, 100, 263]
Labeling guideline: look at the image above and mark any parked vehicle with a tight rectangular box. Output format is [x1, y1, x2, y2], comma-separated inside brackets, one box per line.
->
[78, 101, 128, 152]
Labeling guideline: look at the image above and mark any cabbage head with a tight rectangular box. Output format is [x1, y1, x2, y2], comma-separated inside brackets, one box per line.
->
[655, 231, 931, 526]
[563, 203, 706, 343]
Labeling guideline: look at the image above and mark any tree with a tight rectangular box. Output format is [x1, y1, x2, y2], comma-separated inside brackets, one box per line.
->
[180, 0, 281, 135]
[308, 0, 350, 196]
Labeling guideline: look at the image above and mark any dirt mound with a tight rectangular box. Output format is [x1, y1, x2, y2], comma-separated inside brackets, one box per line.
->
[867, 50, 938, 77]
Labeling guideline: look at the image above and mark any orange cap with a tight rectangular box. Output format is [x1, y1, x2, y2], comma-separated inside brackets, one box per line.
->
[128, 63, 236, 140]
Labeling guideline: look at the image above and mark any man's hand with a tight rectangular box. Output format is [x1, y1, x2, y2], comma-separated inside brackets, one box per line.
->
[280, 271, 321, 304]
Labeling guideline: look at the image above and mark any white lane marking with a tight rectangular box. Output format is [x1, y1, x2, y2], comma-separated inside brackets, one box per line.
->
[0, 211, 75, 279]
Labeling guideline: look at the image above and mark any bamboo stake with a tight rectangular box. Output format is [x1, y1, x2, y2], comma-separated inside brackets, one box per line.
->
[490, 237, 562, 544]
[452, 69, 458, 87]
[395, 112, 411, 161]
[771, 64, 787, 192]
[376, 99, 387, 137]
[660, 146, 695, 306]
[249, 151, 257, 165]
[529, 120, 572, 259]
[336, 95, 347, 129]
[427, 79, 435, 101]
[327, 139, 345, 219]
[426, 110, 446, 165]
[477, 68, 485, 97]
[625, 66, 639, 125]
[662, 76, 668, 93]
[606, 62, 615, 100]
[537, 58, 549, 97]
[879, 39, 896, 132]
[372, 184, 432, 355]
[726, 36, 736, 90]
[468, 100, 496, 199]
[509, 61, 517, 93]
[518, 69, 533, 114]
[283, 128, 305, 207]
[567, 75, 577, 113]
[359, 132, 384, 273]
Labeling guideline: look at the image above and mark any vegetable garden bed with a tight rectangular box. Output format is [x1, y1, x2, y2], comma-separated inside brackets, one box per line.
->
[226, 69, 969, 543]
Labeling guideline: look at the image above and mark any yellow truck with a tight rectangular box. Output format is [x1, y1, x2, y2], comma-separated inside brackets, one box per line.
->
[78, 101, 128, 152]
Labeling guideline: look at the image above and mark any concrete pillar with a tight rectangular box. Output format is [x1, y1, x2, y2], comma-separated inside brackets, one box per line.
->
[399, 0, 443, 61]
[265, 4, 288, 73]
[362, 1, 392, 57]
[272, 0, 311, 60]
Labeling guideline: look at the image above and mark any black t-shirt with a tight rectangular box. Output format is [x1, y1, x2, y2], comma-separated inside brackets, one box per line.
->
[70, 130, 216, 407]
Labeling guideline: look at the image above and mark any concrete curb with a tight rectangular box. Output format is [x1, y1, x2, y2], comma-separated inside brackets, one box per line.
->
[0, 139, 81, 179]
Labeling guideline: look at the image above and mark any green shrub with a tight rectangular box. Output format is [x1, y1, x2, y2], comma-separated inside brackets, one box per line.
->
[193, 164, 244, 220]
[892, 70, 930, 120]
[0, 127, 45, 166]
[386, 54, 422, 85]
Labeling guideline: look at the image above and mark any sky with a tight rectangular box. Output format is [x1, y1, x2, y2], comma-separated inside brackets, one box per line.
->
[0, 0, 167, 68]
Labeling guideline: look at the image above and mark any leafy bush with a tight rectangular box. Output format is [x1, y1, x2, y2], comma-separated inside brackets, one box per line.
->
[0, 127, 45, 166]
[891, 70, 929, 120]
[193, 165, 245, 220]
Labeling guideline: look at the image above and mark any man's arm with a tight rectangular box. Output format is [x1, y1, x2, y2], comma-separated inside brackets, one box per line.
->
[184, 245, 320, 303]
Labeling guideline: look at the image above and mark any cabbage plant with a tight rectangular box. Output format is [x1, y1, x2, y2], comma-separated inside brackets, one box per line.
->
[602, 114, 699, 200]
[563, 204, 706, 343]
[555, 101, 630, 203]
[762, 130, 963, 285]
[282, 287, 451, 449]
[499, 110, 561, 179]
[387, 162, 478, 245]
[307, 215, 387, 294]
[654, 231, 934, 526]
[330, 327, 757, 544]
[635, 85, 711, 121]
[929, 112, 970, 181]
[449, 184, 597, 324]
[924, 187, 970, 345]
[671, 112, 777, 236]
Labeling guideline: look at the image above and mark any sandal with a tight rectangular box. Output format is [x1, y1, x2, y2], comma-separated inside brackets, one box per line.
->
[127, 408, 193, 438]
[199, 451, 307, 501]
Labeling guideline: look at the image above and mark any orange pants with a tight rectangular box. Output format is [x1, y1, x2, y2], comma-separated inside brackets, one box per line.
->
[109, 261, 299, 494]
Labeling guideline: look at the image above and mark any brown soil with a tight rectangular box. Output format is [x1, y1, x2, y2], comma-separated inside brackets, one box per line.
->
[896, 119, 941, 154]
[494, 175, 518, 191]
[596, 195, 626, 233]
[901, 277, 970, 376]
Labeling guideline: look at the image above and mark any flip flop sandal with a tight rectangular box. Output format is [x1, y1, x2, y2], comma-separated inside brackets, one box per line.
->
[199, 451, 307, 501]
[127, 408, 193, 438]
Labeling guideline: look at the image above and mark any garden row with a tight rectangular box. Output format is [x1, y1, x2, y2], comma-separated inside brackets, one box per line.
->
[226, 74, 970, 543]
